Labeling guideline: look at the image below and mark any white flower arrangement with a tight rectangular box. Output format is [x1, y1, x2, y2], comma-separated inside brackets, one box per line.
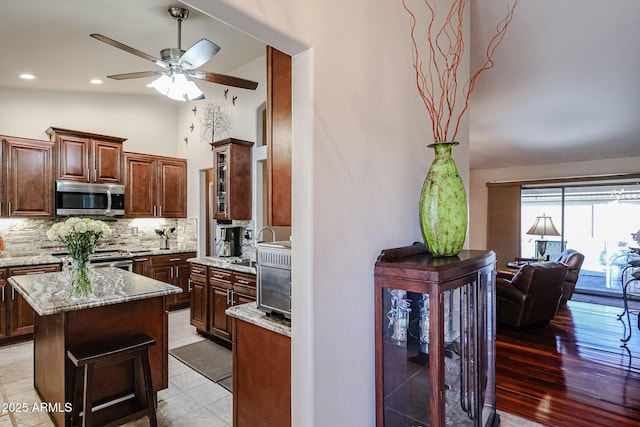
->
[47, 217, 112, 262]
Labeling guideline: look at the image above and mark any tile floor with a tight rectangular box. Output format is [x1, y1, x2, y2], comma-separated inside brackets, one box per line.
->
[0, 309, 232, 427]
[0, 308, 541, 426]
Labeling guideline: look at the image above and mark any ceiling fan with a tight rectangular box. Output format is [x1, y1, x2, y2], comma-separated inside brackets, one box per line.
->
[90, 7, 258, 101]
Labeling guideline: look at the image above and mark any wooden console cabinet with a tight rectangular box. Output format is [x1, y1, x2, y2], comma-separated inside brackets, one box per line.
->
[46, 127, 125, 184]
[1, 136, 54, 218]
[124, 152, 187, 218]
[374, 243, 497, 427]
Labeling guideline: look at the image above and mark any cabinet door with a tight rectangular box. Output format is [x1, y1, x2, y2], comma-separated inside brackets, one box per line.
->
[0, 270, 8, 339]
[190, 266, 207, 331]
[213, 145, 229, 220]
[4, 137, 54, 217]
[93, 139, 123, 183]
[209, 283, 232, 341]
[157, 158, 187, 218]
[150, 265, 172, 284]
[55, 135, 91, 182]
[266, 46, 292, 226]
[8, 264, 60, 337]
[132, 257, 150, 276]
[124, 153, 157, 217]
[172, 262, 192, 308]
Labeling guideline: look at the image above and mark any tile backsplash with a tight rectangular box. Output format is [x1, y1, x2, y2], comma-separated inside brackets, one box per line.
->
[0, 217, 197, 257]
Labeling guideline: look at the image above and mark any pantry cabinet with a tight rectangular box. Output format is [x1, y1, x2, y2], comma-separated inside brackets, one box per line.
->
[124, 152, 187, 218]
[1, 136, 54, 218]
[46, 127, 125, 184]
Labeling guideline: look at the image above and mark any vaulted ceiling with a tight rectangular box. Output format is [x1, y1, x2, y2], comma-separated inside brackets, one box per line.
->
[2, 0, 639, 170]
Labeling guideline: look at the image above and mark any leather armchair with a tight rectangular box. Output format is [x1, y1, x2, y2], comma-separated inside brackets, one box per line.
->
[556, 249, 585, 302]
[496, 262, 568, 327]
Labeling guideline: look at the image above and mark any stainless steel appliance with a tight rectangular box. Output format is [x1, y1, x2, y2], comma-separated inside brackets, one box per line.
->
[54, 248, 133, 271]
[55, 181, 125, 216]
[256, 241, 291, 319]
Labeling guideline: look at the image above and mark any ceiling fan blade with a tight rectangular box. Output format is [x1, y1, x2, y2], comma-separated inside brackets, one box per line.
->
[179, 39, 220, 70]
[192, 71, 258, 90]
[107, 71, 162, 80]
[90, 34, 162, 65]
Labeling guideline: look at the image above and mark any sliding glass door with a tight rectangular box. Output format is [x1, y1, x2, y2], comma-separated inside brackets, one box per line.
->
[522, 182, 640, 297]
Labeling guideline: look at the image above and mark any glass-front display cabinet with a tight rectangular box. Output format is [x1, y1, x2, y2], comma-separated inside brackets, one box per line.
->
[374, 243, 498, 426]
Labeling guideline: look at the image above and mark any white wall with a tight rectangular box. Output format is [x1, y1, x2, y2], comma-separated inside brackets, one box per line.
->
[468, 156, 640, 251]
[0, 87, 178, 155]
[175, 55, 267, 219]
[184, 0, 471, 425]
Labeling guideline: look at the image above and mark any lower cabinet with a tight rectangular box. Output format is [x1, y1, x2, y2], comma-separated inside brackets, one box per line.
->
[148, 252, 195, 311]
[189, 263, 257, 344]
[0, 264, 61, 343]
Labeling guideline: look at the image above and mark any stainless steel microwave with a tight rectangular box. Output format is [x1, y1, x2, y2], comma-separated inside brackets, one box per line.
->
[257, 241, 292, 319]
[55, 181, 125, 216]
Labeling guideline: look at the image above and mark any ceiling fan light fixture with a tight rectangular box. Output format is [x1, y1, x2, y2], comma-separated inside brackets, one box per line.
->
[151, 72, 204, 101]
[150, 74, 172, 95]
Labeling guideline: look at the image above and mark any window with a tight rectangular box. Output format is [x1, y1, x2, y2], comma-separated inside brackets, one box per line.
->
[522, 181, 640, 297]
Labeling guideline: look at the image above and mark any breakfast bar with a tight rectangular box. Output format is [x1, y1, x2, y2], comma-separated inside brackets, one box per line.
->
[8, 267, 181, 427]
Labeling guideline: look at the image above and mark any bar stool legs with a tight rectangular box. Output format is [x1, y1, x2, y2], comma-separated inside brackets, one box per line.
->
[67, 333, 157, 427]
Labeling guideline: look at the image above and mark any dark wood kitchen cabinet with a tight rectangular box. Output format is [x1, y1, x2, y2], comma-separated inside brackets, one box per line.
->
[208, 267, 234, 341]
[189, 264, 208, 331]
[190, 263, 257, 344]
[1, 136, 54, 218]
[124, 152, 187, 218]
[266, 46, 292, 227]
[149, 252, 195, 310]
[46, 127, 125, 184]
[132, 256, 150, 276]
[0, 263, 61, 344]
[211, 138, 253, 221]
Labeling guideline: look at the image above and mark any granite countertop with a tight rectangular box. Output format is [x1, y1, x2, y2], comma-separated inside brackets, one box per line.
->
[226, 302, 291, 337]
[8, 267, 182, 316]
[0, 254, 63, 268]
[189, 256, 257, 275]
[0, 247, 197, 269]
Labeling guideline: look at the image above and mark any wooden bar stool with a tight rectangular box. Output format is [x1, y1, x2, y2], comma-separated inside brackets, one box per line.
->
[67, 333, 157, 427]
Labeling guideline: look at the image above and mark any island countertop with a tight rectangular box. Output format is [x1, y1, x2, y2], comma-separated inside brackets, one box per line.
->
[7, 267, 182, 316]
[226, 302, 291, 337]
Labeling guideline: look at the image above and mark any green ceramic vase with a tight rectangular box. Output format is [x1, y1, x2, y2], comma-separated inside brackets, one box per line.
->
[419, 142, 468, 257]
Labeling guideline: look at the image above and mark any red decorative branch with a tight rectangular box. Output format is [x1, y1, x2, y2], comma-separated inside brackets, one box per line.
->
[402, 0, 519, 143]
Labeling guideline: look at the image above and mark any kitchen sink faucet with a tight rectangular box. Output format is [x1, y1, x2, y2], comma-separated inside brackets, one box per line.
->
[255, 226, 276, 244]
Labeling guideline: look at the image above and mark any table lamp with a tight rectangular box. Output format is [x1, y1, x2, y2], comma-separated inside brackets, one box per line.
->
[526, 214, 560, 260]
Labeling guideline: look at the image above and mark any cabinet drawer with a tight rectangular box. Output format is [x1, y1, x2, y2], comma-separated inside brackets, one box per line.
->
[233, 283, 257, 299]
[190, 264, 207, 280]
[8, 264, 61, 275]
[149, 252, 194, 266]
[234, 273, 256, 288]
[209, 268, 232, 284]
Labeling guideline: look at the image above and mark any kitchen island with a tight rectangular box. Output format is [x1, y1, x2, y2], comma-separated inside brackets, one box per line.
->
[8, 267, 181, 427]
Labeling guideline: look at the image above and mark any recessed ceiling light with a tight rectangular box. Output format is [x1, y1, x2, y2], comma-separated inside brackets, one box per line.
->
[90, 79, 103, 85]
[19, 73, 35, 80]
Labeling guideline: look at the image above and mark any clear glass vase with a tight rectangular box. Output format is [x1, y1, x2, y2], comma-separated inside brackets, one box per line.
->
[69, 258, 92, 298]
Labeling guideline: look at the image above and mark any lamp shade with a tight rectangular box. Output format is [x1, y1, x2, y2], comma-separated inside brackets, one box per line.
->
[526, 214, 560, 238]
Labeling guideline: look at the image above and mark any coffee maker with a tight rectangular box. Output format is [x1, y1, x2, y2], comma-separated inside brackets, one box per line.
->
[218, 226, 242, 257]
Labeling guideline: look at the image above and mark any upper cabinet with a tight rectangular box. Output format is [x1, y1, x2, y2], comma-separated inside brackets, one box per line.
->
[124, 152, 187, 218]
[211, 138, 253, 221]
[46, 127, 125, 184]
[266, 46, 292, 227]
[1, 136, 54, 218]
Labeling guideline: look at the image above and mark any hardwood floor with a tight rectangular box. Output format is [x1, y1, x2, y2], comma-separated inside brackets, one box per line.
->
[496, 300, 640, 426]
